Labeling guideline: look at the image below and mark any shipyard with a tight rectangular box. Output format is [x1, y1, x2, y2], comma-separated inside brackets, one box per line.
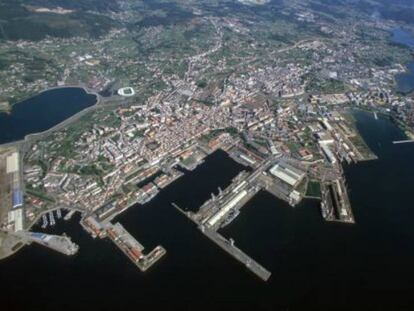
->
[0, 97, 377, 276]
[2, 0, 414, 309]
[0, 1, 396, 277]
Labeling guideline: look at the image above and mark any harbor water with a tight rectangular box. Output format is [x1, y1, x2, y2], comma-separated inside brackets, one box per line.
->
[1, 112, 414, 310]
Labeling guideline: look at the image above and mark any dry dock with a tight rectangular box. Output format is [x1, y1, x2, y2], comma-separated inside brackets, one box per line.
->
[320, 177, 354, 224]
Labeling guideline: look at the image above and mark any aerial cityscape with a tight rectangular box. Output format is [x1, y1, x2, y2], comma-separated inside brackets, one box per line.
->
[1, 0, 414, 310]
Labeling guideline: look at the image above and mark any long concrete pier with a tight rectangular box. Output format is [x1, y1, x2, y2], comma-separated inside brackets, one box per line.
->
[201, 225, 271, 281]
[393, 139, 414, 144]
[173, 203, 271, 282]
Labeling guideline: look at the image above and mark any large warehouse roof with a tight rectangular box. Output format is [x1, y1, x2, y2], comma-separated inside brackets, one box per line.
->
[270, 162, 305, 187]
[6, 152, 19, 174]
[8, 209, 23, 232]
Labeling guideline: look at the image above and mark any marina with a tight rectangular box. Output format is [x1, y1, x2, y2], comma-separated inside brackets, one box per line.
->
[41, 215, 48, 229]
[64, 210, 77, 221]
[49, 211, 55, 226]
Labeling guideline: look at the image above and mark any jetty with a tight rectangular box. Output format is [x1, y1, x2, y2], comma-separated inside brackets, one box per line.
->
[201, 225, 271, 281]
[173, 203, 271, 282]
[393, 139, 414, 144]
[14, 231, 79, 256]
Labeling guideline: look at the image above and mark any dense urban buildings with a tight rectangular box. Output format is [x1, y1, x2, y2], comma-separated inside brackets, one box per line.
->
[1, 0, 414, 309]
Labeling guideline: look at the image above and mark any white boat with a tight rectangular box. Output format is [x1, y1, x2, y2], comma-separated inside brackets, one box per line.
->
[49, 211, 56, 226]
[41, 215, 48, 229]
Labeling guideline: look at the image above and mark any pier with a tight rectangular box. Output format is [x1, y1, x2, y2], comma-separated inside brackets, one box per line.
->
[15, 231, 79, 256]
[173, 203, 271, 282]
[81, 216, 166, 272]
[64, 209, 77, 221]
[106, 222, 166, 272]
[393, 139, 414, 144]
[171, 154, 312, 281]
[201, 226, 271, 281]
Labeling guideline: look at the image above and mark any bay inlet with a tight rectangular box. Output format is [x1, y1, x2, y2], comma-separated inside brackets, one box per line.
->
[1, 111, 414, 309]
[391, 28, 414, 94]
[0, 87, 97, 144]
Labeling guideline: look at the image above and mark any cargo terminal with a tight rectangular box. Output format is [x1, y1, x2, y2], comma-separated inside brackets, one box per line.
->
[0, 149, 24, 233]
[269, 161, 305, 188]
[81, 216, 166, 272]
[174, 154, 310, 282]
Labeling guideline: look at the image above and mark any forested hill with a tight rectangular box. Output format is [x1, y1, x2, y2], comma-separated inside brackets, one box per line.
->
[0, 0, 119, 41]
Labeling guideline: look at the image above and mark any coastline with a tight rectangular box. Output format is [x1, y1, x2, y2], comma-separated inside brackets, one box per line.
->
[0, 86, 100, 260]
[0, 85, 103, 149]
[390, 28, 414, 94]
[4, 84, 99, 110]
[0, 85, 130, 258]
[394, 61, 414, 95]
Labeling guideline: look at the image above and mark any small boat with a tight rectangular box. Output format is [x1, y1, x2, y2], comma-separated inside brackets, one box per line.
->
[49, 211, 56, 226]
[41, 215, 48, 229]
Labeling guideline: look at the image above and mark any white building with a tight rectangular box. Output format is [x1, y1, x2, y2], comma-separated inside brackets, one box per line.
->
[269, 162, 305, 187]
[207, 190, 247, 227]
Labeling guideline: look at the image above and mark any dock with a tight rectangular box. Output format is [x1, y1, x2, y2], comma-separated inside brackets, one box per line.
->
[64, 209, 77, 221]
[393, 139, 414, 144]
[170, 155, 312, 281]
[201, 226, 271, 281]
[173, 203, 271, 282]
[80, 215, 166, 272]
[106, 222, 166, 272]
[320, 177, 354, 224]
[18, 231, 79, 256]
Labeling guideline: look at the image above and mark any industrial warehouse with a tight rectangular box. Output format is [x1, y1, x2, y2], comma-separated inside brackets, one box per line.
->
[0, 148, 24, 233]
[269, 161, 306, 188]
